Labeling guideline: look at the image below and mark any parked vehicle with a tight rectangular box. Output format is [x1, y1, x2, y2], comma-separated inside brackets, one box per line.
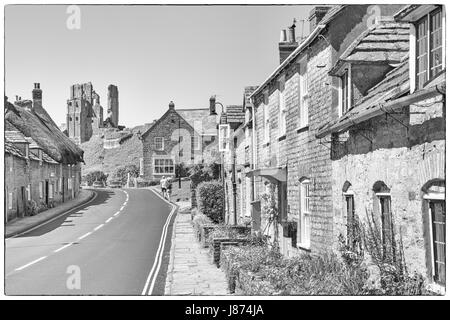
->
[108, 180, 122, 188]
[92, 180, 105, 188]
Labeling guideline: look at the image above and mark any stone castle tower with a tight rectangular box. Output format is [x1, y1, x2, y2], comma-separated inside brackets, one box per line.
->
[107, 85, 119, 127]
[67, 82, 119, 144]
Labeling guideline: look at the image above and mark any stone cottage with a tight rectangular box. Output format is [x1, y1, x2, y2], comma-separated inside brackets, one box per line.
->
[247, 4, 405, 257]
[140, 101, 217, 181]
[317, 4, 445, 292]
[5, 84, 84, 222]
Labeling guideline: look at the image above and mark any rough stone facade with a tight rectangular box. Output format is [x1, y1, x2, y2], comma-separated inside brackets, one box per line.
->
[141, 102, 216, 181]
[5, 138, 81, 223]
[250, 5, 405, 257]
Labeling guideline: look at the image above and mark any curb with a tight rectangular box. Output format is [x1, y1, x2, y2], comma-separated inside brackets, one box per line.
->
[164, 211, 179, 295]
[5, 190, 96, 238]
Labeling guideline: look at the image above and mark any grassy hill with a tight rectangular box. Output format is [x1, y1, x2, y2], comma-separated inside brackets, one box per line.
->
[80, 126, 149, 178]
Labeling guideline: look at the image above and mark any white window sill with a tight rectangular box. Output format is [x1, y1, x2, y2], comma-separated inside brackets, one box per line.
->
[296, 243, 311, 252]
[296, 124, 309, 132]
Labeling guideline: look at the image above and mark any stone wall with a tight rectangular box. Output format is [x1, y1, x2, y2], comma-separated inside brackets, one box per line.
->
[331, 95, 445, 279]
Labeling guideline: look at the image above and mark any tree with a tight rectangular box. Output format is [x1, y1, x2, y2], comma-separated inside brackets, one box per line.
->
[83, 171, 108, 186]
[112, 164, 140, 185]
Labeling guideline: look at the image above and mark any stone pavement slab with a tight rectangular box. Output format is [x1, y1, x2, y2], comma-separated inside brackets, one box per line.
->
[5, 189, 95, 238]
[164, 209, 229, 296]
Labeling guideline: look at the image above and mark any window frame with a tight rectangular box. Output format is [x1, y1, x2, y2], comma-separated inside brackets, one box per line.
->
[415, 7, 444, 90]
[191, 135, 201, 151]
[263, 103, 270, 143]
[338, 68, 352, 117]
[153, 157, 175, 175]
[278, 89, 287, 137]
[298, 72, 309, 128]
[297, 179, 311, 249]
[154, 137, 164, 151]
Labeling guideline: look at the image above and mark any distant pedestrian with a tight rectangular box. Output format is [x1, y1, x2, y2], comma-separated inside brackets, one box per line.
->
[166, 177, 173, 202]
[160, 176, 167, 198]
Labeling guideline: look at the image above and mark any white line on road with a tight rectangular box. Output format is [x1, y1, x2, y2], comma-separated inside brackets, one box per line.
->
[53, 242, 74, 253]
[94, 224, 104, 231]
[6, 191, 98, 239]
[15, 256, 47, 271]
[114, 211, 120, 216]
[78, 232, 92, 240]
[141, 189, 177, 295]
[105, 217, 113, 223]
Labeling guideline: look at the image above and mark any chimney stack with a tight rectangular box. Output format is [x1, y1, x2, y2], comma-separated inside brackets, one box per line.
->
[169, 101, 175, 110]
[209, 96, 217, 115]
[308, 6, 332, 31]
[32, 82, 42, 110]
[278, 19, 298, 64]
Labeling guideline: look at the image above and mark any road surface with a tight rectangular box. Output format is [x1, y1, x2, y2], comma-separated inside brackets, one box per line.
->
[5, 188, 176, 295]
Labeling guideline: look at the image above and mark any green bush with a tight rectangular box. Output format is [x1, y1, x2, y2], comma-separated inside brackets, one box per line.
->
[221, 243, 370, 295]
[196, 180, 224, 223]
[83, 170, 108, 186]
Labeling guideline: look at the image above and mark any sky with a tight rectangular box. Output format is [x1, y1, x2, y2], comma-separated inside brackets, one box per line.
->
[5, 4, 314, 128]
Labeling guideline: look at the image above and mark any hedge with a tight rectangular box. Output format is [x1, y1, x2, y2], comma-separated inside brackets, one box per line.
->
[196, 180, 224, 223]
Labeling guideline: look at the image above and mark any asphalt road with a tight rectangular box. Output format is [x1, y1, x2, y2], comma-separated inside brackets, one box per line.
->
[5, 188, 176, 296]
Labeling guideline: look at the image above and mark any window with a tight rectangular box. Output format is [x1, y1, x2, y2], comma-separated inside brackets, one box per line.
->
[416, 8, 443, 89]
[423, 180, 446, 285]
[299, 73, 309, 128]
[429, 200, 445, 284]
[298, 179, 311, 248]
[373, 181, 393, 260]
[153, 158, 174, 174]
[339, 70, 351, 116]
[49, 183, 53, 199]
[75, 116, 79, 121]
[8, 192, 13, 210]
[68, 178, 72, 190]
[218, 124, 230, 152]
[279, 90, 286, 136]
[39, 181, 43, 198]
[343, 182, 356, 250]
[154, 137, 164, 151]
[263, 103, 270, 143]
[299, 59, 309, 128]
[191, 135, 200, 151]
[27, 184, 31, 201]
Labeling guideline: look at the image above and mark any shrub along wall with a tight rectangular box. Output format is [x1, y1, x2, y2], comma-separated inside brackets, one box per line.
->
[196, 180, 224, 223]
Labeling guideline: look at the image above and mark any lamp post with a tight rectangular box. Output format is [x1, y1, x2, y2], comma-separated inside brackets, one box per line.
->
[209, 96, 226, 223]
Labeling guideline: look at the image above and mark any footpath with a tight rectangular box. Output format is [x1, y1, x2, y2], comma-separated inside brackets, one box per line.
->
[5, 189, 95, 238]
[164, 203, 229, 296]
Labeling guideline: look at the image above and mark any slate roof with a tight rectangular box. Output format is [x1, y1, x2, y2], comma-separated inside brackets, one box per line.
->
[5, 100, 84, 164]
[329, 19, 410, 75]
[225, 105, 245, 124]
[317, 58, 410, 137]
[5, 141, 26, 159]
[5, 130, 29, 144]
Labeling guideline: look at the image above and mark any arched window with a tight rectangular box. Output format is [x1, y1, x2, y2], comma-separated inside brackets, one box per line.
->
[343, 181, 356, 250]
[297, 177, 311, 248]
[373, 181, 393, 259]
[423, 179, 445, 285]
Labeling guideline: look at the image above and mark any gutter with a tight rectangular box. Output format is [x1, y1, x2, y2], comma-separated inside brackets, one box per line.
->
[249, 25, 326, 100]
[316, 82, 445, 138]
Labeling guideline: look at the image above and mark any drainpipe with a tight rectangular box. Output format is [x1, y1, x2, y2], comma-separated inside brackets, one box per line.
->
[232, 137, 237, 225]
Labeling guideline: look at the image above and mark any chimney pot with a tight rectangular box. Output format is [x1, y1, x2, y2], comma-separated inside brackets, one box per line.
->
[279, 29, 287, 42]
